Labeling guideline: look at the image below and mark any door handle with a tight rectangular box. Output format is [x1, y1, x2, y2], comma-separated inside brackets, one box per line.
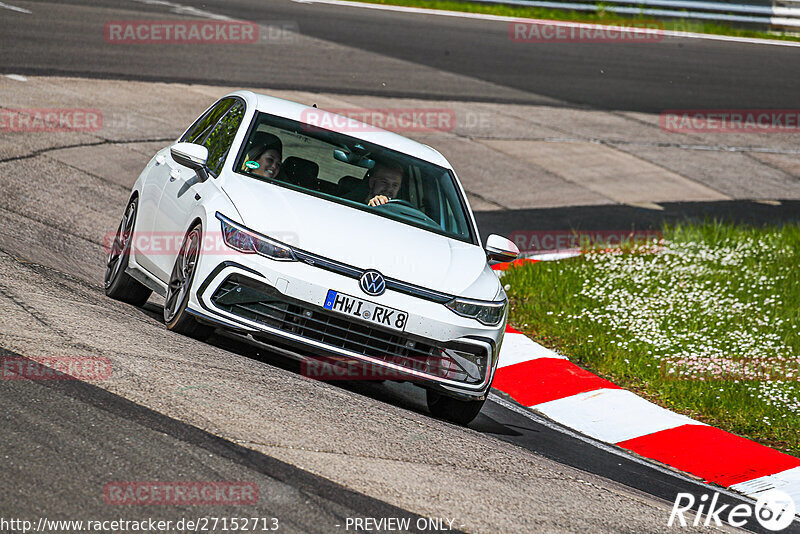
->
[155, 154, 166, 166]
[169, 168, 182, 182]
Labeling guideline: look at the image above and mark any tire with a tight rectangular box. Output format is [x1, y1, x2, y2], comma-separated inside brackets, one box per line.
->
[426, 389, 485, 426]
[104, 198, 153, 306]
[163, 224, 213, 340]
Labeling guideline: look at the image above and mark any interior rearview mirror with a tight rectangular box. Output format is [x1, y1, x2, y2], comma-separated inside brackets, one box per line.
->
[486, 234, 520, 263]
[333, 149, 375, 169]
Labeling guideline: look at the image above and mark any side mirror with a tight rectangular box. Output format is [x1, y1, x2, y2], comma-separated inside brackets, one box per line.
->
[486, 234, 520, 263]
[171, 142, 209, 181]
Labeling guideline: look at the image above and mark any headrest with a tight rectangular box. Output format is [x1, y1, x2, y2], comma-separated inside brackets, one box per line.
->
[282, 156, 319, 187]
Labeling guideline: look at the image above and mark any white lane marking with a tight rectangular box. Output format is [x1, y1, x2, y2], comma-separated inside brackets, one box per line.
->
[4, 74, 28, 81]
[498, 332, 567, 368]
[294, 0, 800, 48]
[130, 0, 232, 20]
[128, 0, 301, 44]
[0, 2, 32, 13]
[532, 388, 703, 443]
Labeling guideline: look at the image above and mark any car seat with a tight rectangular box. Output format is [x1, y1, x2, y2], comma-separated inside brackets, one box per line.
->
[282, 157, 319, 189]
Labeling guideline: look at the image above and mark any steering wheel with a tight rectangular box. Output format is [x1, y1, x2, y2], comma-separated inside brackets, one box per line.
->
[375, 198, 438, 225]
[382, 199, 416, 209]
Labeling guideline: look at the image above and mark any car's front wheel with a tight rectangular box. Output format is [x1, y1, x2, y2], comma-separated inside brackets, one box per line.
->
[164, 224, 213, 340]
[426, 390, 485, 426]
[104, 198, 153, 306]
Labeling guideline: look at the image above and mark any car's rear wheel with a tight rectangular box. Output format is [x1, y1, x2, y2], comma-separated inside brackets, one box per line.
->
[426, 390, 485, 426]
[104, 198, 153, 306]
[164, 224, 213, 340]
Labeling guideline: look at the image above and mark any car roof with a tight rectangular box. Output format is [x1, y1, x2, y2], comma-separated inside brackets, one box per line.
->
[229, 90, 452, 169]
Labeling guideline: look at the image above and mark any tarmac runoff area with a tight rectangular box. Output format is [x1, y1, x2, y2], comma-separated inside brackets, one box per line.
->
[2, 75, 800, 215]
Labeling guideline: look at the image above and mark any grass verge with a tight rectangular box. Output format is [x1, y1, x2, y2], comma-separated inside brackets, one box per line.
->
[502, 222, 800, 456]
[348, 0, 800, 42]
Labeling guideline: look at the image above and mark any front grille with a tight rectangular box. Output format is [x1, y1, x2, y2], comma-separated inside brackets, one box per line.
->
[210, 274, 485, 384]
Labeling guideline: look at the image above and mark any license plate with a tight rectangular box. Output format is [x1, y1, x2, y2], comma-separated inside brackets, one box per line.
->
[323, 290, 409, 332]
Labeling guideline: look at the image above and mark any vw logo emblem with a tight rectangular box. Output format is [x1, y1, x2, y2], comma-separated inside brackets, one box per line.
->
[360, 270, 386, 296]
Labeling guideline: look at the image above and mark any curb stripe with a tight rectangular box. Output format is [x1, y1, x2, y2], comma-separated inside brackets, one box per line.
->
[492, 358, 620, 406]
[532, 388, 702, 444]
[497, 332, 568, 368]
[491, 258, 539, 271]
[617, 425, 800, 486]
[731, 467, 800, 500]
[490, 255, 800, 499]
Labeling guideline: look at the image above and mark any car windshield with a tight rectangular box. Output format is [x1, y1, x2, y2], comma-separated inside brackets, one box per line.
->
[234, 112, 475, 244]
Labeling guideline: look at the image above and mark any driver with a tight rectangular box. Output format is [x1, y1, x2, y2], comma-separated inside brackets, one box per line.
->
[366, 161, 403, 207]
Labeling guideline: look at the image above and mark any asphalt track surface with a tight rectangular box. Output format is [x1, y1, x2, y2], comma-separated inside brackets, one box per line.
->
[0, 0, 798, 112]
[1, 1, 799, 533]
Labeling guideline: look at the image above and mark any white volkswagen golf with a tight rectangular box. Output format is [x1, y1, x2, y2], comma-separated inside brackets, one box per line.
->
[105, 91, 519, 424]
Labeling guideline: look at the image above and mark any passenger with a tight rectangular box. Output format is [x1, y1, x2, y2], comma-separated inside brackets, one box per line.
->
[243, 133, 283, 180]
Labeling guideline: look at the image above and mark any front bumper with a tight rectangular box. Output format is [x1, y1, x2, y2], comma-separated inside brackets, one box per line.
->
[187, 257, 503, 399]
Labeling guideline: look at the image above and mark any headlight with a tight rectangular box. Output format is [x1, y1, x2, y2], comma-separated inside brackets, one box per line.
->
[445, 297, 506, 326]
[216, 212, 295, 261]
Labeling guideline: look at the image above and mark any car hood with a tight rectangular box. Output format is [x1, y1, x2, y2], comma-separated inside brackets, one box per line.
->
[221, 176, 499, 299]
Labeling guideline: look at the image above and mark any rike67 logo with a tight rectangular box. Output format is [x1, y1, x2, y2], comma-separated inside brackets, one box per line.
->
[669, 490, 796, 531]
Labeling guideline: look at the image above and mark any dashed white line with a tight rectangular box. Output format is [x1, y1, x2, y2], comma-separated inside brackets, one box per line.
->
[130, 0, 231, 20]
[0, 2, 32, 14]
[292, 0, 800, 47]
[4, 74, 28, 82]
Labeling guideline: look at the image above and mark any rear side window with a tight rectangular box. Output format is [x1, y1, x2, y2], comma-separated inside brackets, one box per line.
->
[202, 102, 245, 176]
[180, 98, 235, 144]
